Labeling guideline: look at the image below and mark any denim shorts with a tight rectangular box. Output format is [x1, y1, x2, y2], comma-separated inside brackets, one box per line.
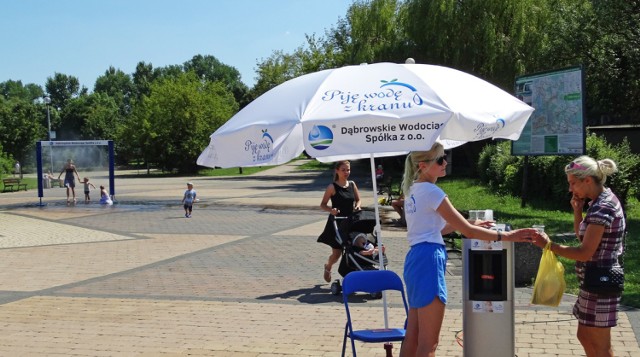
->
[403, 242, 448, 308]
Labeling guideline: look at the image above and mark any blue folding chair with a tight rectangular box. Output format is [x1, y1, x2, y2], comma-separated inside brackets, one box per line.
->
[341, 270, 409, 357]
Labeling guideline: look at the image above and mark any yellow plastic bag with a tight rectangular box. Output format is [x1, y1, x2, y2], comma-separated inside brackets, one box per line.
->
[531, 243, 566, 307]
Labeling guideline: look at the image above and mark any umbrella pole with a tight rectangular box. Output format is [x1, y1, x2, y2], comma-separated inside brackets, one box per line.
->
[369, 154, 390, 330]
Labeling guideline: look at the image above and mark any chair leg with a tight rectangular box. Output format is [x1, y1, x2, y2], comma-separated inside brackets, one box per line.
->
[342, 324, 348, 357]
[351, 337, 357, 357]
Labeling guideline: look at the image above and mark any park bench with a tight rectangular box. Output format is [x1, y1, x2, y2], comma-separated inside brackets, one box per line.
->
[2, 178, 27, 192]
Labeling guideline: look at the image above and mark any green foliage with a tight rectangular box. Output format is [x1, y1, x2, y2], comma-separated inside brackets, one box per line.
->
[94, 66, 135, 117]
[251, 50, 304, 99]
[0, 99, 46, 164]
[183, 55, 249, 108]
[251, 34, 343, 99]
[296, 160, 333, 171]
[534, 0, 640, 123]
[58, 93, 121, 141]
[478, 133, 640, 209]
[80, 93, 121, 140]
[442, 177, 640, 307]
[403, 0, 550, 90]
[1, 80, 44, 102]
[198, 166, 271, 176]
[0, 142, 13, 176]
[45, 73, 87, 109]
[584, 133, 640, 205]
[124, 72, 238, 174]
[343, 0, 407, 64]
[477, 141, 521, 194]
[132, 61, 156, 101]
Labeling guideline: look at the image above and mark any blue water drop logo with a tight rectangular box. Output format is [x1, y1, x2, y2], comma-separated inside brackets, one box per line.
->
[308, 125, 333, 151]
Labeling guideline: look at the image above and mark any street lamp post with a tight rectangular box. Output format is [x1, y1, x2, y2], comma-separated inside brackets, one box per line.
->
[44, 96, 53, 172]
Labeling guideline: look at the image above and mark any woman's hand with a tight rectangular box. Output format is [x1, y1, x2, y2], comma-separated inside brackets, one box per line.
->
[570, 194, 585, 211]
[506, 228, 537, 242]
[354, 206, 361, 212]
[530, 231, 551, 249]
[330, 208, 340, 216]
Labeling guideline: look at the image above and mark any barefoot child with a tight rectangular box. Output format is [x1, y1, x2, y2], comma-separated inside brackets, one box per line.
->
[99, 185, 113, 205]
[81, 177, 96, 203]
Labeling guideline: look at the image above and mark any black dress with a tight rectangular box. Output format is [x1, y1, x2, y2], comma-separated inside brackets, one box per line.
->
[317, 181, 356, 249]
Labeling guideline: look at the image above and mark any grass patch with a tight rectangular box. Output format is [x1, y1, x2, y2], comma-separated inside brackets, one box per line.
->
[440, 177, 640, 307]
[296, 160, 333, 171]
[198, 166, 273, 176]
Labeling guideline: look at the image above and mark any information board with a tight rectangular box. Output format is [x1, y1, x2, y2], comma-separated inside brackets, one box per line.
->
[512, 67, 585, 155]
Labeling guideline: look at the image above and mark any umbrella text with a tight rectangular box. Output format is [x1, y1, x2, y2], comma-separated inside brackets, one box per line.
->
[342, 124, 397, 135]
[322, 89, 403, 104]
[341, 122, 442, 136]
[322, 89, 428, 114]
[366, 133, 426, 144]
[245, 139, 273, 162]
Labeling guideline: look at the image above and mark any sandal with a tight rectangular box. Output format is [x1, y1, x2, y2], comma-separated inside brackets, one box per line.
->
[324, 264, 331, 283]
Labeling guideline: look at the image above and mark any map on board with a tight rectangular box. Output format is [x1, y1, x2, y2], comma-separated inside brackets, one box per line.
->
[512, 67, 585, 155]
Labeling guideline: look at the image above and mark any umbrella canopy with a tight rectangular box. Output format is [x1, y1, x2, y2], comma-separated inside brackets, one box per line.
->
[197, 62, 533, 168]
[197, 62, 533, 331]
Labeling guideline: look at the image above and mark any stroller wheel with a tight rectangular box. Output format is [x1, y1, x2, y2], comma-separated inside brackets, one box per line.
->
[370, 291, 383, 299]
[330, 280, 342, 295]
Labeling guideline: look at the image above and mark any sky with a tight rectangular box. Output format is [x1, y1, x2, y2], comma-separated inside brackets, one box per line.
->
[0, 0, 353, 91]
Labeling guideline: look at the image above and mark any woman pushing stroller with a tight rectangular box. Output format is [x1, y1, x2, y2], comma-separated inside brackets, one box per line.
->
[317, 160, 362, 283]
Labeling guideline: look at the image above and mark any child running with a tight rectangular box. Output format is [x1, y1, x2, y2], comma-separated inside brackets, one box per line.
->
[182, 182, 197, 218]
[81, 177, 96, 203]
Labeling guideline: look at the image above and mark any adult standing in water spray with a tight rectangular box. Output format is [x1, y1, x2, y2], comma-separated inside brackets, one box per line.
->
[58, 159, 81, 204]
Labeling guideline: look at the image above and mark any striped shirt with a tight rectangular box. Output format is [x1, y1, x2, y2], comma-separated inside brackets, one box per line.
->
[577, 187, 626, 270]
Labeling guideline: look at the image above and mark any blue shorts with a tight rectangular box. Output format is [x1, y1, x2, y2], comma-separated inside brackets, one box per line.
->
[403, 242, 448, 308]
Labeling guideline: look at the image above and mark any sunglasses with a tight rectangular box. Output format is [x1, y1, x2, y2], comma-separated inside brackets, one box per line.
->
[428, 155, 447, 166]
[567, 161, 587, 171]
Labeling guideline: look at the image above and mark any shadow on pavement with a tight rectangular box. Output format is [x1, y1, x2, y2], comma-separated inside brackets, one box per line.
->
[256, 284, 342, 304]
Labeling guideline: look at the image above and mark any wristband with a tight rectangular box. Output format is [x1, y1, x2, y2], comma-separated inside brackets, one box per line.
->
[496, 231, 502, 241]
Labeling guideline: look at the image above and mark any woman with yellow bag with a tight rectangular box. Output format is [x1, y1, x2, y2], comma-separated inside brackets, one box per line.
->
[531, 155, 626, 357]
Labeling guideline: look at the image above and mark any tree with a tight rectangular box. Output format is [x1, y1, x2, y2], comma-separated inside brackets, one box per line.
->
[132, 61, 157, 101]
[0, 141, 13, 176]
[529, 0, 640, 125]
[81, 93, 121, 140]
[402, 0, 552, 90]
[252, 49, 305, 98]
[341, 0, 408, 64]
[252, 35, 343, 98]
[0, 99, 46, 165]
[44, 73, 86, 109]
[94, 66, 134, 116]
[124, 72, 238, 173]
[183, 54, 250, 107]
[0, 80, 44, 102]
[585, 0, 640, 123]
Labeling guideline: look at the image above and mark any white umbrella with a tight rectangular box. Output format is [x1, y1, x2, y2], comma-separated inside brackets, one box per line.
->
[197, 62, 533, 327]
[198, 62, 532, 168]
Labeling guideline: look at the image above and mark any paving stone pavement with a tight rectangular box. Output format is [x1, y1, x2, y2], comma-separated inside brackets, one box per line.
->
[0, 160, 638, 356]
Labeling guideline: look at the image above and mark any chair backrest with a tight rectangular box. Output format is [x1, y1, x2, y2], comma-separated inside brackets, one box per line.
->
[342, 270, 404, 295]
